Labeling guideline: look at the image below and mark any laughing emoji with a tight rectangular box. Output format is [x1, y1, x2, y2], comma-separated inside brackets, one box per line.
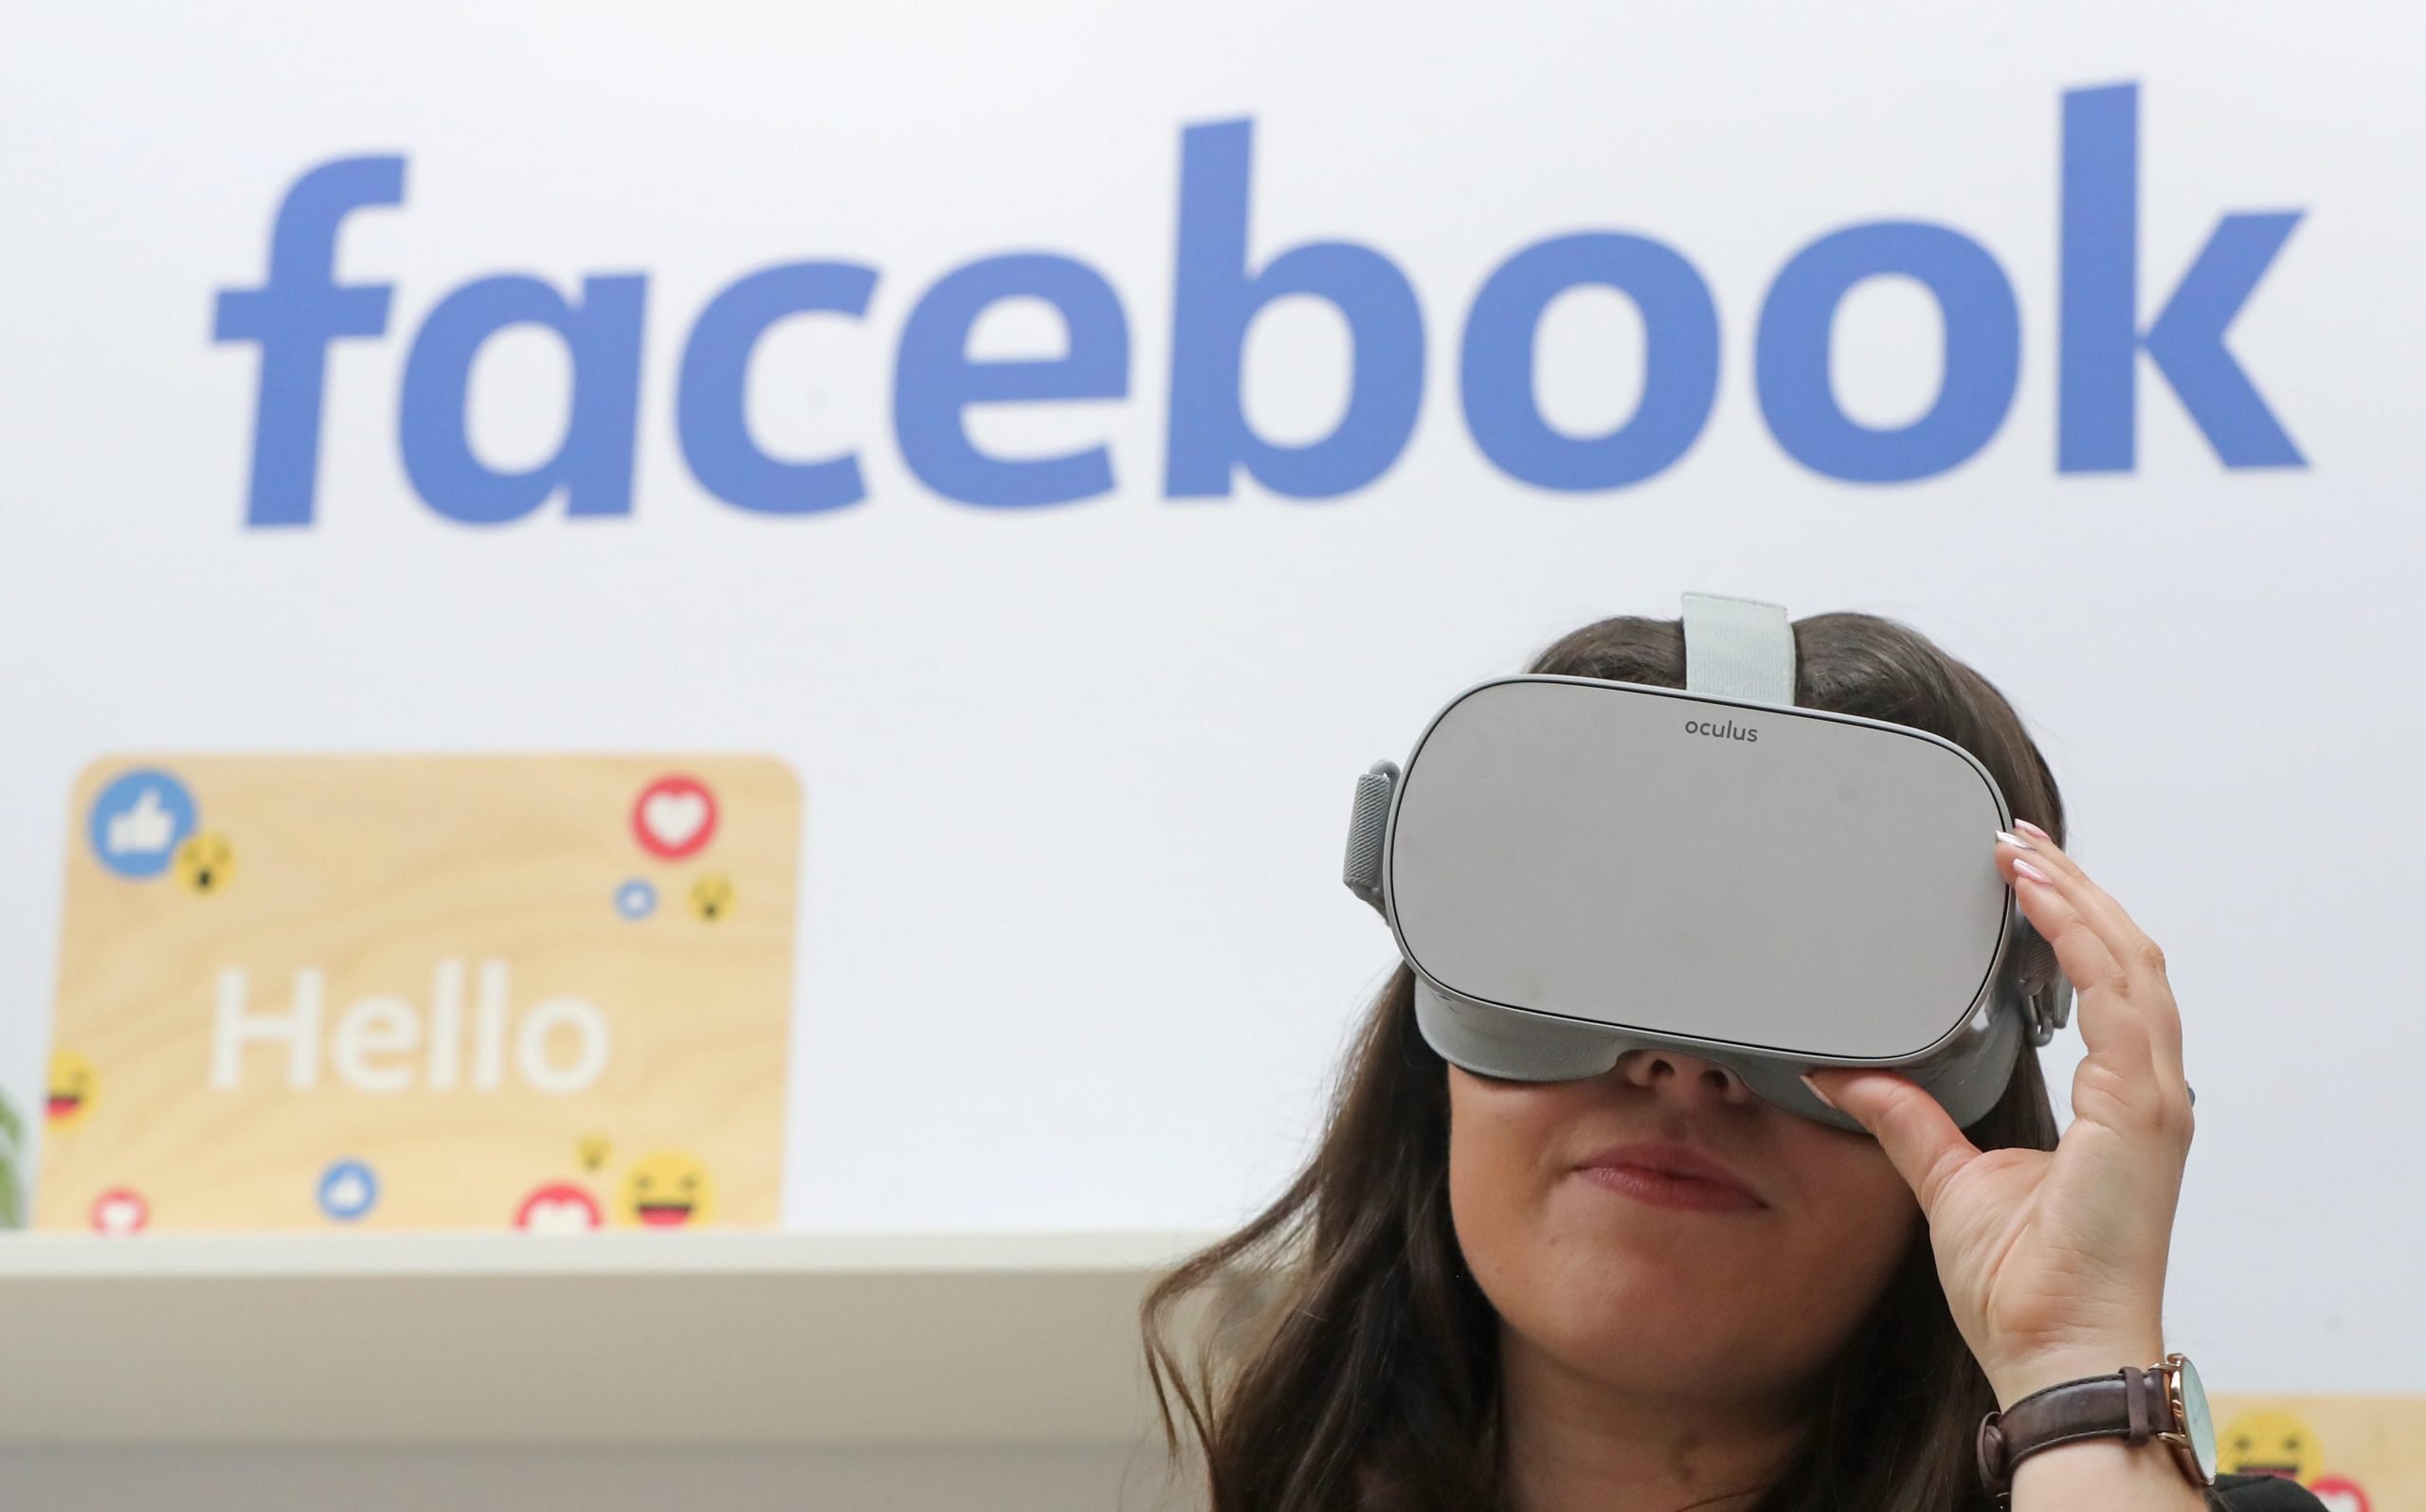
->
[618, 1152, 715, 1228]
[46, 1051, 97, 1130]
[2216, 1409, 2322, 1481]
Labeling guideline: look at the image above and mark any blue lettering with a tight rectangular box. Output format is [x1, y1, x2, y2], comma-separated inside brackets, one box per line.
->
[679, 261, 878, 515]
[398, 274, 648, 525]
[895, 254, 1130, 507]
[1756, 223, 2019, 483]
[1459, 233, 1719, 491]
[209, 83, 2313, 528]
[212, 156, 405, 529]
[1165, 119, 1424, 500]
[2058, 81, 2305, 472]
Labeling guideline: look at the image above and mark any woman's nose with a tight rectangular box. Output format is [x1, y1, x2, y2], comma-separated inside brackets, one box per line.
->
[1611, 1045, 1762, 1108]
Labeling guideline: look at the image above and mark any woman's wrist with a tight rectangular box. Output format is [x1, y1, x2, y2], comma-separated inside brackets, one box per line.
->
[1986, 1333, 2167, 1410]
[1985, 1334, 2208, 1510]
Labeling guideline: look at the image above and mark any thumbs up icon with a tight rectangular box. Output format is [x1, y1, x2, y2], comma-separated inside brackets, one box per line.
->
[86, 768, 198, 879]
[106, 787, 175, 856]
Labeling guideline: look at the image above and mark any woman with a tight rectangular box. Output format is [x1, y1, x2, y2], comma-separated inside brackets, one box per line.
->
[1142, 607, 2325, 1512]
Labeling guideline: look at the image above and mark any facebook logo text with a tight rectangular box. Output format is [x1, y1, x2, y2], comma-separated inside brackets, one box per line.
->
[213, 82, 2306, 530]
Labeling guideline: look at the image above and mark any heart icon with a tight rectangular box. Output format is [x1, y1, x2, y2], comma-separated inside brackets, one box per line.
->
[91, 1188, 149, 1235]
[2309, 1478, 2369, 1512]
[632, 776, 718, 860]
[516, 1183, 603, 1233]
[645, 793, 706, 847]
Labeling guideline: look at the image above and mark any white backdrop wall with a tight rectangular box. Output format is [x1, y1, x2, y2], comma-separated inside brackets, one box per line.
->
[2, 0, 2417, 1406]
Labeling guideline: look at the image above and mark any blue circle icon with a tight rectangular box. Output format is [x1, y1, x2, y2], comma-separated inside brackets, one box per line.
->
[614, 878, 658, 920]
[317, 1159, 379, 1222]
[87, 768, 198, 879]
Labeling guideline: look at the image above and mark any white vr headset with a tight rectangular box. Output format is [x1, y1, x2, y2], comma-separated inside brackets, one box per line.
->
[1341, 591, 2073, 1133]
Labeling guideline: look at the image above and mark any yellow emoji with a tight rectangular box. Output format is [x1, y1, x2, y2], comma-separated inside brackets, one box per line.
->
[174, 833, 237, 895]
[689, 874, 734, 922]
[576, 1136, 612, 1172]
[46, 1051, 98, 1130]
[618, 1151, 715, 1228]
[2216, 1409, 2323, 1481]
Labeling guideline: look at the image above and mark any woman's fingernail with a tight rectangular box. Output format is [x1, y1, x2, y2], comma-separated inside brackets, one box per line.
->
[2014, 819, 2052, 843]
[1799, 1072, 1838, 1109]
[1995, 828, 2034, 852]
[2013, 857, 2055, 886]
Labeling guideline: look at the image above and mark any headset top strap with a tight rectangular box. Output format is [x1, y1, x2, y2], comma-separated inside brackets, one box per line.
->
[1681, 591, 1796, 705]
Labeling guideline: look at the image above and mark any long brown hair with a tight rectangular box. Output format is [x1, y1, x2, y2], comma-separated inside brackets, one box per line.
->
[1140, 607, 2066, 1512]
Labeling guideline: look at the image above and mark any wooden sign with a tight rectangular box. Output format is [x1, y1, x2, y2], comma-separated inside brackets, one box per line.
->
[38, 755, 800, 1233]
[0, 1089, 22, 1228]
[2207, 1394, 2423, 1512]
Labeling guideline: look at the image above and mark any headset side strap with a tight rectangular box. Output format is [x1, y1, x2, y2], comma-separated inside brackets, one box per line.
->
[1344, 760, 1399, 916]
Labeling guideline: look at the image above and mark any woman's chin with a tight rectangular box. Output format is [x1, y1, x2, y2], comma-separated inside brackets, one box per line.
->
[1504, 1313, 1795, 1403]
[1545, 1190, 1783, 1269]
[1521, 1251, 1759, 1328]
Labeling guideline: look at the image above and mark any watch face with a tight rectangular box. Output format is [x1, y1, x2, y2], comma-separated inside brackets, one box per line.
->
[2176, 1355, 2218, 1479]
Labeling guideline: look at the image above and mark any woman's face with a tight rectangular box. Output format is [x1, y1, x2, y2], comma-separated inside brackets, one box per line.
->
[1447, 1046, 1919, 1410]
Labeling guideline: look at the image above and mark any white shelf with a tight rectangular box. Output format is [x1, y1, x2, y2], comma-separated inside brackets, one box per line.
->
[0, 1230, 1228, 1447]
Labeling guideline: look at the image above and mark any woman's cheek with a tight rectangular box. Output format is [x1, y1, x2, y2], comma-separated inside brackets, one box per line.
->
[1777, 1139, 1923, 1311]
[1444, 1076, 1563, 1296]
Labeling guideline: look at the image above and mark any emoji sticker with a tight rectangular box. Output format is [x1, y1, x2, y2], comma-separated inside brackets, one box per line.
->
[516, 1182, 604, 1233]
[618, 1152, 715, 1228]
[576, 1136, 611, 1172]
[632, 775, 717, 860]
[614, 878, 657, 920]
[91, 1187, 149, 1235]
[47, 1051, 98, 1130]
[2217, 1409, 2324, 1481]
[87, 768, 197, 880]
[317, 1159, 379, 1222]
[174, 833, 237, 895]
[689, 874, 734, 922]
[2308, 1477, 2371, 1512]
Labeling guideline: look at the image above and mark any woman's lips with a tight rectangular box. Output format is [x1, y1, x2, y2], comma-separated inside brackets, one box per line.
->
[1572, 1141, 1766, 1213]
[1576, 1163, 1765, 1213]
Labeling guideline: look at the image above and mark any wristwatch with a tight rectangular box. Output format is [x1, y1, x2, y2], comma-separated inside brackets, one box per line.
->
[1975, 1352, 2218, 1501]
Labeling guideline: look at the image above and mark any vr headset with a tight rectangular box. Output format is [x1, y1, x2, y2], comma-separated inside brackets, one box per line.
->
[1341, 591, 2073, 1133]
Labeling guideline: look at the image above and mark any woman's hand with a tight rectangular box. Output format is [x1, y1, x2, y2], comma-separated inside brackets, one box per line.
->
[1801, 820, 2196, 1407]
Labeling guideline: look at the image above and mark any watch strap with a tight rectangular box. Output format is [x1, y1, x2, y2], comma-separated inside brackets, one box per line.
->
[1975, 1365, 2176, 1496]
